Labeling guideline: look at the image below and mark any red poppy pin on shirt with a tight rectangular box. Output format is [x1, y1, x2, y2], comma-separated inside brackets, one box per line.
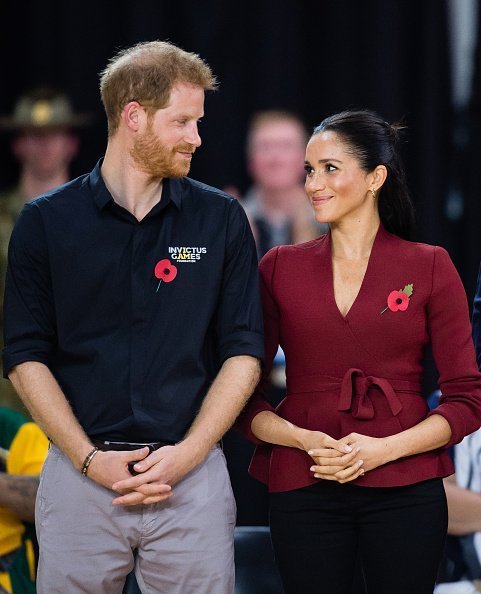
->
[380, 283, 414, 315]
[154, 259, 177, 292]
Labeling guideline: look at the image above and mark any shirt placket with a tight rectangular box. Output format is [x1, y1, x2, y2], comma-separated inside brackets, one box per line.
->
[130, 222, 148, 421]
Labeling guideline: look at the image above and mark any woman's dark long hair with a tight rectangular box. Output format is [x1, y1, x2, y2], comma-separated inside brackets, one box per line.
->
[312, 109, 415, 240]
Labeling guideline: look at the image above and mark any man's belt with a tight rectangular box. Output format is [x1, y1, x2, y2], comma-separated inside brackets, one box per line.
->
[90, 440, 175, 476]
[91, 439, 174, 452]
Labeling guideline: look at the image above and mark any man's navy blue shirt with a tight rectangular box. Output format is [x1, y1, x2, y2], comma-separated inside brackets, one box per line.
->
[3, 162, 264, 442]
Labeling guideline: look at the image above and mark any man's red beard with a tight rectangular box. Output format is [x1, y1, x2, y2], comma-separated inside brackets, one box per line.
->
[130, 127, 195, 179]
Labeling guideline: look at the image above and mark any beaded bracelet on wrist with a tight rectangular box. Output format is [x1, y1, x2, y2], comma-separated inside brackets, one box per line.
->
[81, 446, 99, 476]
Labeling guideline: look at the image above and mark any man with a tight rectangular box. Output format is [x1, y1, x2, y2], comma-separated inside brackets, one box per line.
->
[3, 41, 263, 593]
[0, 407, 48, 594]
[242, 110, 323, 259]
[0, 87, 88, 412]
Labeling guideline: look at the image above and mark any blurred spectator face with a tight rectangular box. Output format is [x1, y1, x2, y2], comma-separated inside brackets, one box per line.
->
[12, 129, 78, 180]
[247, 119, 306, 192]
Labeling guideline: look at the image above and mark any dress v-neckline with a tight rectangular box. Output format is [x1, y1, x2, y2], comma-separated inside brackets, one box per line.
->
[327, 225, 383, 321]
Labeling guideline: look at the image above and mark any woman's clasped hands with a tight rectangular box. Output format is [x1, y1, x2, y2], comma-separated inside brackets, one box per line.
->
[306, 431, 395, 484]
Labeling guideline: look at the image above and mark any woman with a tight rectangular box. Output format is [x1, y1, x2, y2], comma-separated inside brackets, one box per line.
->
[237, 110, 481, 594]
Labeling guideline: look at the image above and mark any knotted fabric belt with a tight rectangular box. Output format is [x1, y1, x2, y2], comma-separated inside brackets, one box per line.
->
[286, 368, 422, 420]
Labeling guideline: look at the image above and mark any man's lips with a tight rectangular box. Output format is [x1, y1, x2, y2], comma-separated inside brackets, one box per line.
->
[176, 145, 196, 158]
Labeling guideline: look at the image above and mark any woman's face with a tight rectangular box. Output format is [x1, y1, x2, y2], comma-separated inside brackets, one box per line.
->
[304, 131, 377, 226]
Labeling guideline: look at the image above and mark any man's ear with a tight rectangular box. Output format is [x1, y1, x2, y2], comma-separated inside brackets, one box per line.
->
[122, 101, 146, 132]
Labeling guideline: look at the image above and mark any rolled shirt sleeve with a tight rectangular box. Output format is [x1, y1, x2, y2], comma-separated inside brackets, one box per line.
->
[3, 201, 56, 376]
[215, 199, 264, 364]
[235, 247, 280, 443]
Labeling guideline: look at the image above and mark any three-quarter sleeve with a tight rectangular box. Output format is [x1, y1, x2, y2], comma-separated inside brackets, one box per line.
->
[235, 246, 281, 443]
[215, 199, 264, 364]
[3, 202, 56, 376]
[427, 246, 481, 446]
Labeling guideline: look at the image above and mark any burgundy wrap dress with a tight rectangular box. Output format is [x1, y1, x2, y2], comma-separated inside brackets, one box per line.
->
[237, 225, 481, 491]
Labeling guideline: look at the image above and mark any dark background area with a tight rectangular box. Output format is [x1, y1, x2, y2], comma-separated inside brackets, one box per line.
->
[2, 1, 473, 279]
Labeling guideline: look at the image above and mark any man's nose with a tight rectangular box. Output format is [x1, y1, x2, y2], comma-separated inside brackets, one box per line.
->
[185, 123, 201, 148]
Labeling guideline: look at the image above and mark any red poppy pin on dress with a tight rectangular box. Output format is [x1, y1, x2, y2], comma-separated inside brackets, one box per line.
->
[154, 259, 177, 292]
[380, 283, 414, 315]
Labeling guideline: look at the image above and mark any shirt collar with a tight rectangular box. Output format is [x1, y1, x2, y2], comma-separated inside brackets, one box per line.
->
[88, 159, 183, 212]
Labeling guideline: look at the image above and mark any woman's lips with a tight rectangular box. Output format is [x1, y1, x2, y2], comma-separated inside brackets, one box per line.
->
[311, 195, 333, 204]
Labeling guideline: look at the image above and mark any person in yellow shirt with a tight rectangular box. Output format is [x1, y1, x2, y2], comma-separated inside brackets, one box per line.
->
[0, 407, 48, 594]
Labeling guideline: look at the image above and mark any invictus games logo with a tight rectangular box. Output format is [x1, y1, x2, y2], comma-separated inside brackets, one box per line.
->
[168, 246, 207, 263]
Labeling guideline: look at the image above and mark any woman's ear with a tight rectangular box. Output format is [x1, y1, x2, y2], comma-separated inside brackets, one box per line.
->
[371, 164, 388, 193]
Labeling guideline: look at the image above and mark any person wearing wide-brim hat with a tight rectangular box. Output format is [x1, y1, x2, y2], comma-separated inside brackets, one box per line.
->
[0, 88, 90, 411]
[0, 87, 91, 211]
[0, 87, 91, 132]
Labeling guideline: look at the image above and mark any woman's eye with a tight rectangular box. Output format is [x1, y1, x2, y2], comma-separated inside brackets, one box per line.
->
[326, 164, 337, 172]
[304, 165, 313, 175]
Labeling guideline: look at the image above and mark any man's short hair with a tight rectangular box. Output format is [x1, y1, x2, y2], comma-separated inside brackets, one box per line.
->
[99, 40, 217, 136]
